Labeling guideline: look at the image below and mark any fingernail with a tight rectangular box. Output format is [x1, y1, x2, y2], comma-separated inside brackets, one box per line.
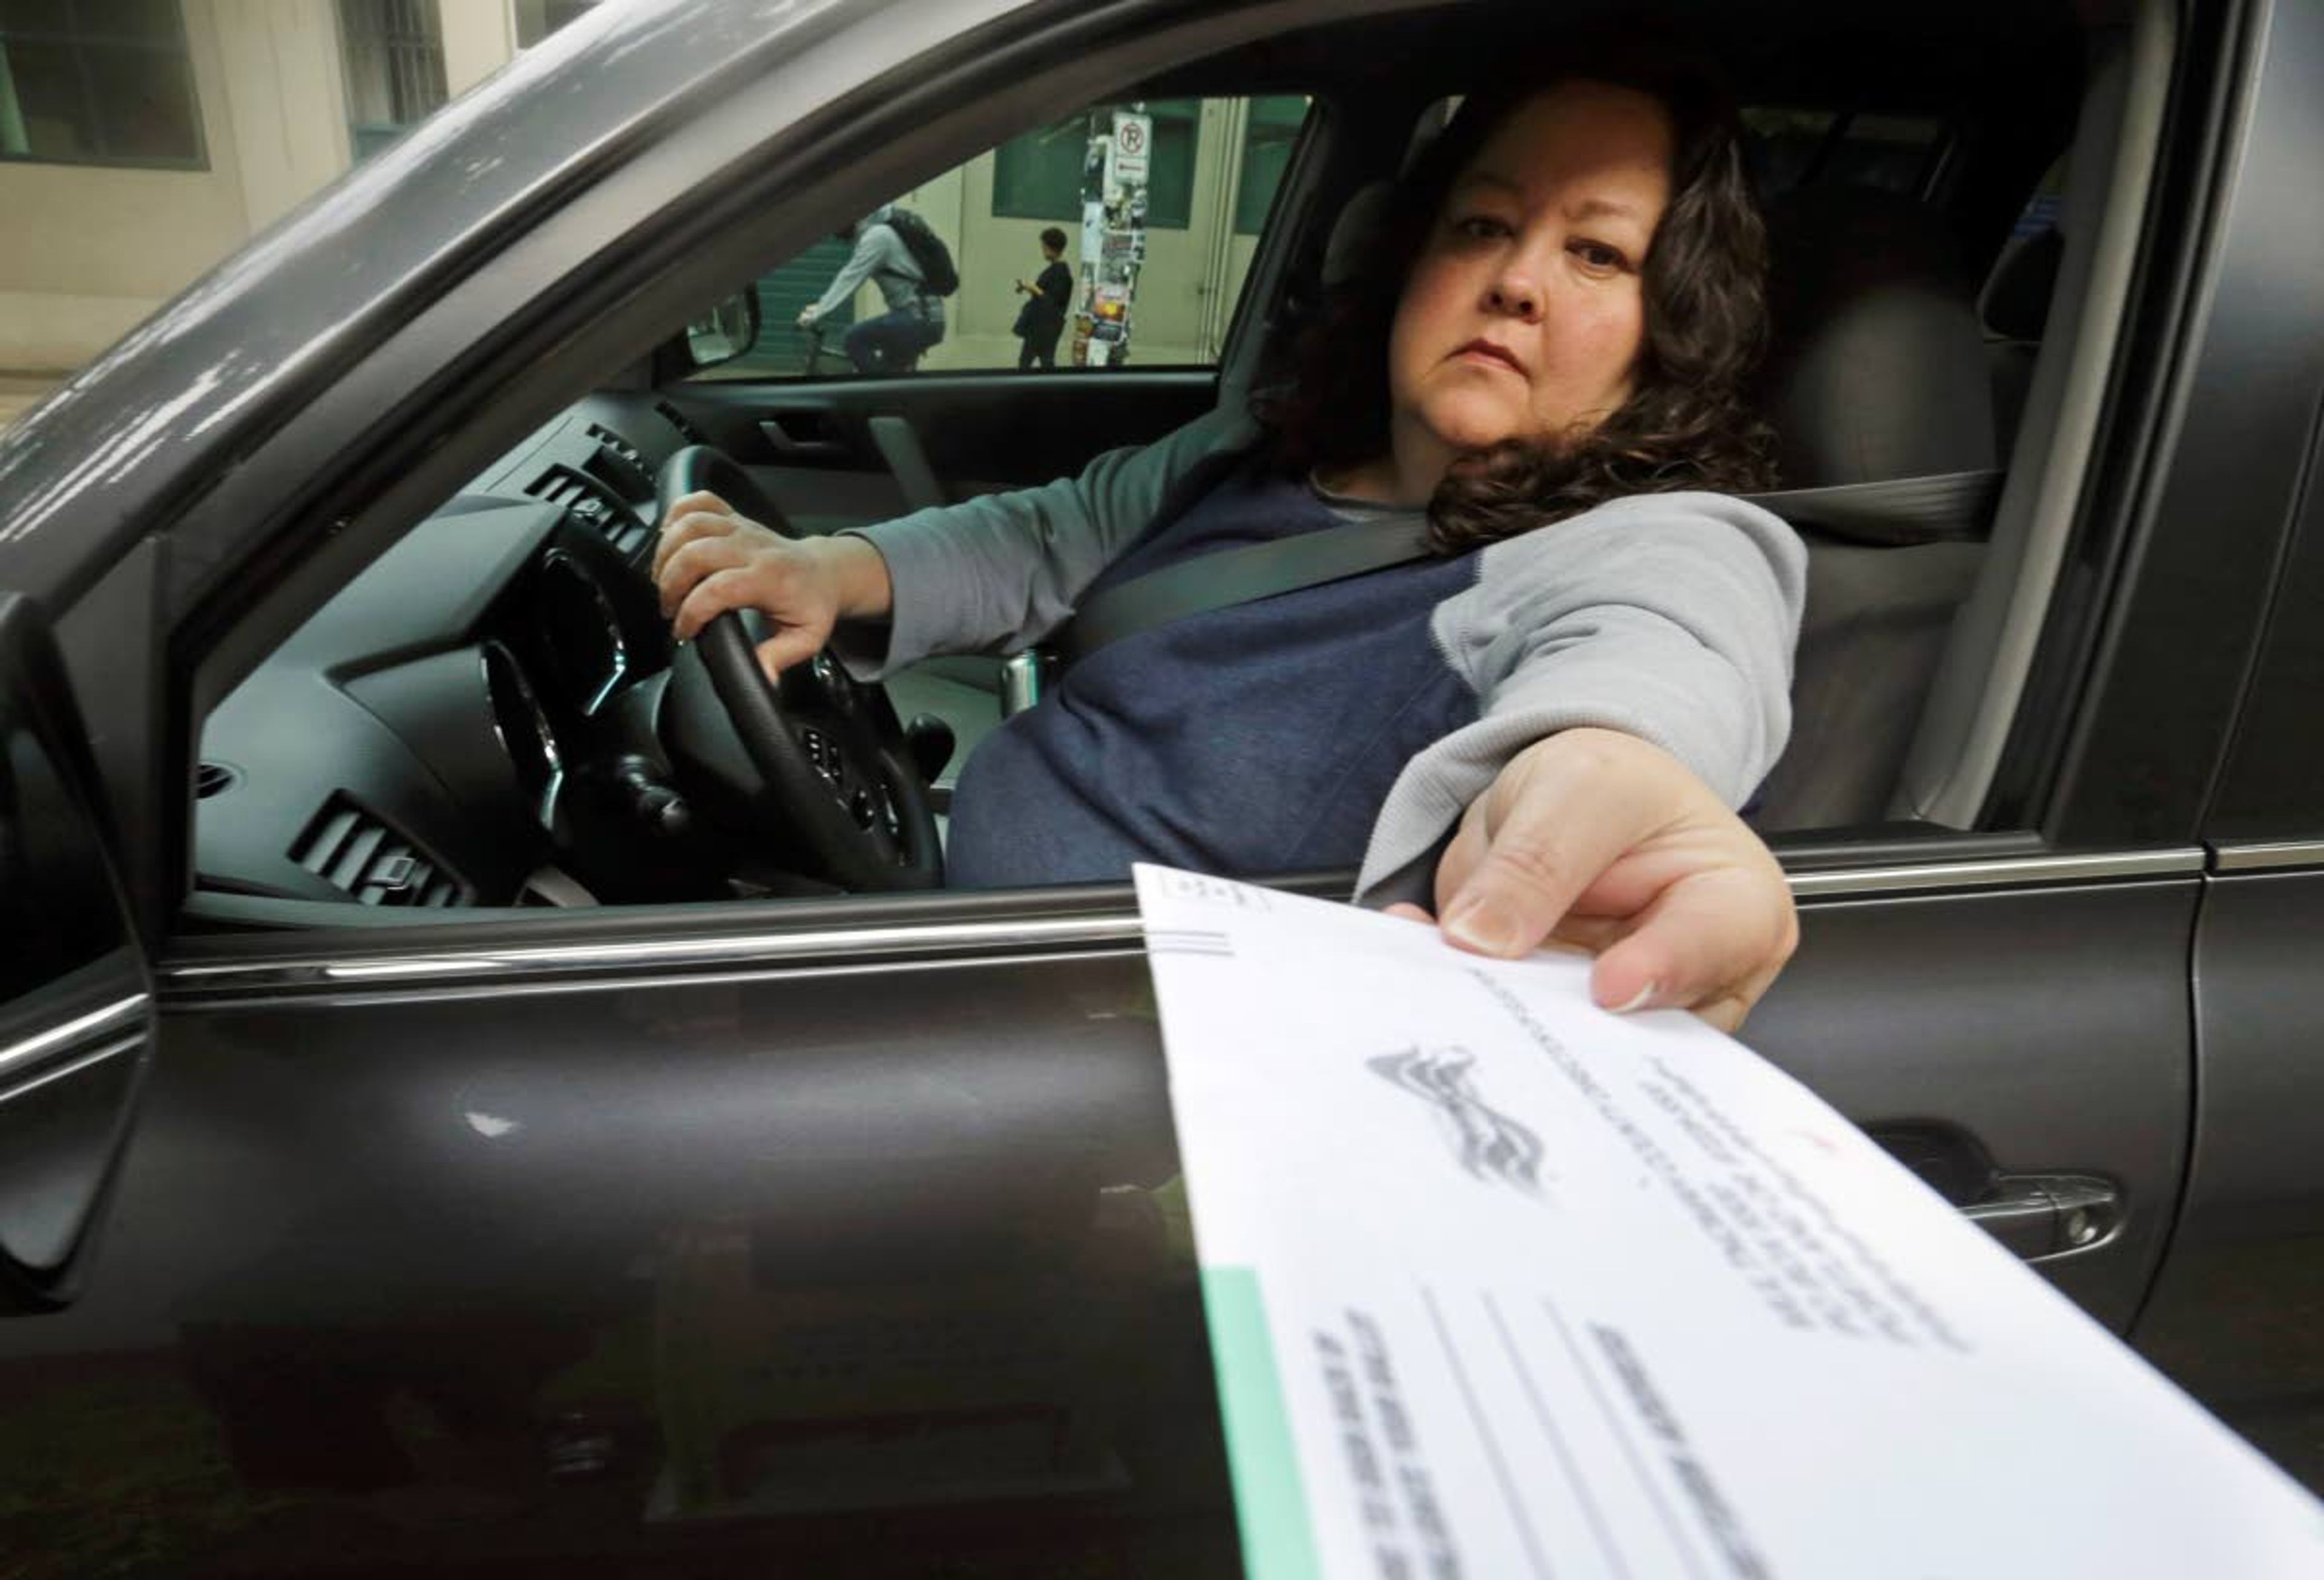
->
[1443, 896, 1520, 956]
[1606, 980, 1661, 1014]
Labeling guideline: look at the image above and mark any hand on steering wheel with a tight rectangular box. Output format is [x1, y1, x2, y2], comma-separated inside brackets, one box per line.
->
[652, 490, 850, 683]
[650, 447, 940, 891]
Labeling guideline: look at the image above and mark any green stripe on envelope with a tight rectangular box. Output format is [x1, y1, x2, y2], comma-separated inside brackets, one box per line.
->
[1203, 1266, 1322, 1580]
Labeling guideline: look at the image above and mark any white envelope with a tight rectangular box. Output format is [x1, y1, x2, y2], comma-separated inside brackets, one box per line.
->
[1134, 864, 2324, 1580]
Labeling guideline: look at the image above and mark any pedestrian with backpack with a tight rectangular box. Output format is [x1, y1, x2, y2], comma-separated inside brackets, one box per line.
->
[797, 204, 957, 375]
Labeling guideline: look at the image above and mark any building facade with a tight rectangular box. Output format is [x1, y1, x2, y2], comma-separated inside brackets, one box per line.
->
[1, 1, 1290, 405]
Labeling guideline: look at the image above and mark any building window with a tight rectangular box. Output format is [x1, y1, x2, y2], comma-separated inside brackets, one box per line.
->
[0, 0, 205, 169]
[338, 0, 446, 160]
[991, 99, 1200, 229]
[1233, 95, 1309, 235]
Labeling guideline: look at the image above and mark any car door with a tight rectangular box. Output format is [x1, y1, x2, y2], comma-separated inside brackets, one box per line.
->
[2138, 398, 2324, 1495]
[2128, 0, 2324, 1480]
[0, 0, 2311, 1571]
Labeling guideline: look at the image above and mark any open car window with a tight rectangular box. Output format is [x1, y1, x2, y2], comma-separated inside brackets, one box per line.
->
[694, 93, 1314, 380]
[175, 1, 2109, 928]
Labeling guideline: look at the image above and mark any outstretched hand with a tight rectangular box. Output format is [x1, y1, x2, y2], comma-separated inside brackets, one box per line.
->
[1388, 727, 1797, 1032]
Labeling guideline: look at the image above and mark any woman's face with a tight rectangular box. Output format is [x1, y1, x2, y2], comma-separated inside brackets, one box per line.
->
[1385, 81, 1674, 483]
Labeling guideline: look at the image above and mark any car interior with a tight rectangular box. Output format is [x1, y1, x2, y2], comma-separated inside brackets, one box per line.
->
[185, 0, 2126, 929]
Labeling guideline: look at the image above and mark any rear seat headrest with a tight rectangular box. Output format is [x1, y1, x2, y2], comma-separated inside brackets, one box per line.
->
[1322, 180, 1394, 291]
[1317, 99, 1460, 293]
[1978, 225, 2064, 343]
[1759, 185, 1997, 494]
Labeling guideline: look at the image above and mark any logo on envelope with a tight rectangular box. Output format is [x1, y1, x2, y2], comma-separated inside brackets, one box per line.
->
[1368, 1046, 1548, 1197]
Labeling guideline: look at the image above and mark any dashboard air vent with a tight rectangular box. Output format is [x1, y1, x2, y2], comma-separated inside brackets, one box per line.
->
[195, 761, 238, 799]
[655, 399, 709, 445]
[583, 424, 654, 499]
[290, 795, 465, 908]
[527, 466, 650, 559]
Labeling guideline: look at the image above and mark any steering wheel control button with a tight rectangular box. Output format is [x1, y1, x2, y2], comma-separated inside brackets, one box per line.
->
[800, 726, 842, 782]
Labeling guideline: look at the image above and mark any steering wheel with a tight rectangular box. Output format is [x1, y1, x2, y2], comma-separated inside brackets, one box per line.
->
[654, 445, 942, 890]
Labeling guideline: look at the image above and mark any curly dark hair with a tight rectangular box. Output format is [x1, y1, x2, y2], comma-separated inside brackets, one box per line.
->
[1267, 48, 1776, 554]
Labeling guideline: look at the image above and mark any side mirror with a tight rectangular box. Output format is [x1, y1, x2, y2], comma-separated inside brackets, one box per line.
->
[678, 288, 763, 374]
[0, 595, 154, 1313]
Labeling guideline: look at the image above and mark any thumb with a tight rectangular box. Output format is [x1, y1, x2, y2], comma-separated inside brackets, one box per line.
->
[752, 624, 826, 687]
[1437, 739, 1662, 960]
[1589, 862, 1797, 1029]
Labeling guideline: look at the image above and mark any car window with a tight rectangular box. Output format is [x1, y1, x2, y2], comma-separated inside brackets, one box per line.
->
[170, 13, 2095, 926]
[1742, 108, 1950, 200]
[693, 93, 1314, 380]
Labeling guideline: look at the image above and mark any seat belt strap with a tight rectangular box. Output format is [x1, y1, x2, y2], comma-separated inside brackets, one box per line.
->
[1741, 469, 2002, 543]
[1057, 515, 1430, 664]
[1054, 468, 2003, 664]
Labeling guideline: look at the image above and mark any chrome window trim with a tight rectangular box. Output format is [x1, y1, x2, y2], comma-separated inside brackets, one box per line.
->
[161, 847, 2205, 997]
[1785, 847, 2201, 897]
[165, 913, 1151, 992]
[2208, 840, 2324, 873]
[0, 994, 149, 1084]
[2, 1035, 145, 1103]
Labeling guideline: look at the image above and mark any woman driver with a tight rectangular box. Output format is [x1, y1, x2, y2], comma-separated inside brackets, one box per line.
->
[654, 54, 1807, 1031]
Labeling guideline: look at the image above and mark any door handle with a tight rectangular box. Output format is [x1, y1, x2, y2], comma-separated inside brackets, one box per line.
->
[758, 414, 846, 459]
[1960, 1174, 2121, 1261]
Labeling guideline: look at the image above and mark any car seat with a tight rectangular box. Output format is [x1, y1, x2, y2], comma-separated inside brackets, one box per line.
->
[1745, 186, 2003, 831]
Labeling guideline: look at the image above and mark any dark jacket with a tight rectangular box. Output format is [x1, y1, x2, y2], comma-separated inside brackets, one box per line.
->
[1013, 259, 1074, 339]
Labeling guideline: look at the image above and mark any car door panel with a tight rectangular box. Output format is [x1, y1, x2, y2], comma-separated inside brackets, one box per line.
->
[1, 845, 2198, 1569]
[2138, 381, 2324, 1492]
[662, 371, 1219, 533]
[1753, 873, 2198, 1330]
[4, 938, 1239, 1573]
[2132, 872, 2324, 1490]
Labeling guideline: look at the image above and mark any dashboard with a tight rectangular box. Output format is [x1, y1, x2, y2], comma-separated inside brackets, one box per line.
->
[194, 395, 707, 911]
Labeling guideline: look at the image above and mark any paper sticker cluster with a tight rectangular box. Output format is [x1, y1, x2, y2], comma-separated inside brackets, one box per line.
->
[1072, 108, 1153, 368]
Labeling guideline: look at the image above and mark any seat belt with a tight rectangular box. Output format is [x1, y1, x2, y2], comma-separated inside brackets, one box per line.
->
[1051, 468, 2003, 666]
[1057, 514, 1430, 664]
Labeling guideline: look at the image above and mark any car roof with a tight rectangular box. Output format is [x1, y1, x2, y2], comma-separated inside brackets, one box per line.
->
[1137, 0, 2086, 111]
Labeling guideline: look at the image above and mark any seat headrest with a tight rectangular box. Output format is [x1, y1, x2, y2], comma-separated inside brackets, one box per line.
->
[1760, 186, 1996, 491]
[1322, 180, 1394, 291]
[1979, 225, 2064, 343]
[1318, 100, 1455, 292]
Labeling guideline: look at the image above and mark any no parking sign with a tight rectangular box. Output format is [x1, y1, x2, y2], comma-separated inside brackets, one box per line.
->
[1108, 111, 1152, 187]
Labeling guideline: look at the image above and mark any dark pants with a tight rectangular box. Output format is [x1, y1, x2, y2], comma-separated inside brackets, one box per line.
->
[1018, 321, 1064, 370]
[843, 309, 944, 375]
